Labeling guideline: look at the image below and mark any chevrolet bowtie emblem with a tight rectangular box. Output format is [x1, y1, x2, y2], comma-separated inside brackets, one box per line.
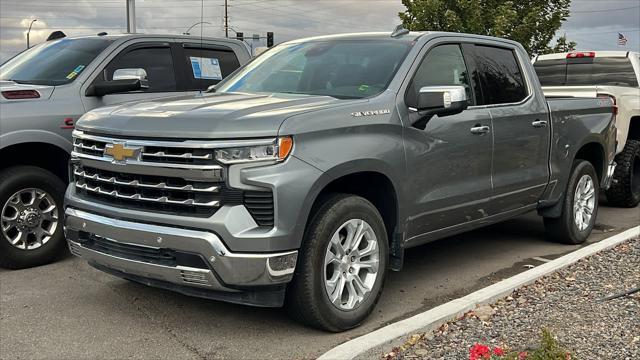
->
[104, 143, 140, 162]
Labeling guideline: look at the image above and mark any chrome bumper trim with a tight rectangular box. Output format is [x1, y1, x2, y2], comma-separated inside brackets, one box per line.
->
[65, 208, 297, 289]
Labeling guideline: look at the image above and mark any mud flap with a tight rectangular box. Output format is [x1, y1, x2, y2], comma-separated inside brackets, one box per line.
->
[389, 231, 404, 271]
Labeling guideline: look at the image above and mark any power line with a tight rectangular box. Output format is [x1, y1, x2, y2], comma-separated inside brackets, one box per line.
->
[572, 5, 640, 13]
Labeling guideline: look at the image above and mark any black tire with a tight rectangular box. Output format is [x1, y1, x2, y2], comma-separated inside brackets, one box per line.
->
[544, 160, 599, 245]
[605, 139, 640, 208]
[286, 193, 388, 332]
[0, 166, 68, 269]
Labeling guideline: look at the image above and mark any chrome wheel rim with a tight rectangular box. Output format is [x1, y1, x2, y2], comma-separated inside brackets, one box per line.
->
[573, 175, 595, 231]
[324, 219, 380, 311]
[1, 188, 58, 250]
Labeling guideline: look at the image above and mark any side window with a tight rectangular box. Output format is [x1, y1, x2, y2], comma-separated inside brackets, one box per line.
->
[473, 45, 527, 105]
[406, 44, 474, 108]
[105, 46, 177, 92]
[183, 47, 241, 90]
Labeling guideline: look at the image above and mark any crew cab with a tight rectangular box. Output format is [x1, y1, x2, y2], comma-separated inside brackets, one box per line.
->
[533, 51, 640, 207]
[0, 33, 250, 269]
[64, 30, 616, 331]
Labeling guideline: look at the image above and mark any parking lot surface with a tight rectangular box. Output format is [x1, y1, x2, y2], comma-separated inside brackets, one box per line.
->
[1, 204, 638, 360]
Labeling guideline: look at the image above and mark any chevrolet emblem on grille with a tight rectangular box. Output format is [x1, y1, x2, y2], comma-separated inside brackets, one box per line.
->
[104, 143, 141, 163]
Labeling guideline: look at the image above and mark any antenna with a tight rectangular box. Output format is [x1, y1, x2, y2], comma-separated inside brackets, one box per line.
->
[391, 25, 410, 38]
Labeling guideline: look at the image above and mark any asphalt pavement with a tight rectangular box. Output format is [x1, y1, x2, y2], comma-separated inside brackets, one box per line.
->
[1, 204, 638, 360]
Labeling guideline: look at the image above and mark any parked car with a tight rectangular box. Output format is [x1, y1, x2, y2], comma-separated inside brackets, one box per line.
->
[64, 30, 616, 331]
[533, 51, 640, 207]
[0, 33, 251, 269]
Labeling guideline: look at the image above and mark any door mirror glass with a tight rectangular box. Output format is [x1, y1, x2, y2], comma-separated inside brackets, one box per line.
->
[112, 68, 149, 89]
[85, 79, 143, 97]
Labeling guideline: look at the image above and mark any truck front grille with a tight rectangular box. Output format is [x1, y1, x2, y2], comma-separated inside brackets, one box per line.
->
[71, 130, 275, 225]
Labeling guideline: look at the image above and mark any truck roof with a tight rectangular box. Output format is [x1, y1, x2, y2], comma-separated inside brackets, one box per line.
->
[536, 50, 639, 61]
[48, 33, 247, 47]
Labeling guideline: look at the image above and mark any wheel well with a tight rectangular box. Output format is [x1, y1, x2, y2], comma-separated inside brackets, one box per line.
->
[0, 143, 70, 183]
[309, 172, 399, 247]
[574, 142, 604, 183]
[628, 116, 640, 141]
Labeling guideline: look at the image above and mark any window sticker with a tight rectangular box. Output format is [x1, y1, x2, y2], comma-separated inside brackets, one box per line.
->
[190, 57, 222, 80]
[65, 65, 86, 80]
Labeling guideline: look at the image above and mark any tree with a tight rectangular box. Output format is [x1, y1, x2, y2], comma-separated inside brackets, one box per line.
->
[541, 34, 577, 54]
[399, 0, 575, 55]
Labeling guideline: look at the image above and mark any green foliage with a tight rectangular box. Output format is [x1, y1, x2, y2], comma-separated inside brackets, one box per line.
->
[539, 35, 578, 54]
[399, 0, 576, 55]
[526, 329, 576, 360]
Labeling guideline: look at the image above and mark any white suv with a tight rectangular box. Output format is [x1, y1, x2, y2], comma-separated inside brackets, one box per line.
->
[533, 51, 640, 207]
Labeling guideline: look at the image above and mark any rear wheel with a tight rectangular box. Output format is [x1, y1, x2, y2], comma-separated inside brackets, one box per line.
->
[0, 166, 67, 269]
[606, 139, 640, 208]
[286, 194, 388, 332]
[544, 160, 599, 245]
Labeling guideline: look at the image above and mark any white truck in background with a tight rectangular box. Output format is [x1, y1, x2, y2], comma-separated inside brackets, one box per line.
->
[533, 51, 640, 207]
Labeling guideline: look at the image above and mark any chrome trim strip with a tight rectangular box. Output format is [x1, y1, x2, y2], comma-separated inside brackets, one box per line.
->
[142, 151, 213, 160]
[71, 151, 223, 171]
[73, 130, 277, 149]
[75, 182, 220, 207]
[73, 168, 219, 192]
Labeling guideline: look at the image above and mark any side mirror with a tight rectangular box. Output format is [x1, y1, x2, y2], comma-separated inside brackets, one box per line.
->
[85, 68, 149, 97]
[412, 85, 468, 129]
[85, 79, 143, 97]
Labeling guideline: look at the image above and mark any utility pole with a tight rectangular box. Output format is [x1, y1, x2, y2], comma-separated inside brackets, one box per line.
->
[126, 0, 136, 33]
[224, 0, 229, 38]
[26, 19, 37, 48]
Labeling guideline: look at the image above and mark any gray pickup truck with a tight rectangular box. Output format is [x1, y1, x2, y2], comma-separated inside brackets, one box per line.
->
[0, 33, 250, 269]
[64, 29, 616, 331]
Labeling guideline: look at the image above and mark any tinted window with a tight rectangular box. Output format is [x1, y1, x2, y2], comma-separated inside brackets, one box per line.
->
[0, 38, 113, 85]
[534, 57, 639, 87]
[406, 44, 474, 107]
[474, 46, 527, 105]
[183, 48, 241, 90]
[105, 46, 176, 91]
[217, 40, 412, 99]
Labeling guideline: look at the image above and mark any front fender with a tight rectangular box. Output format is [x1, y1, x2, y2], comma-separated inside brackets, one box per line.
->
[0, 129, 73, 153]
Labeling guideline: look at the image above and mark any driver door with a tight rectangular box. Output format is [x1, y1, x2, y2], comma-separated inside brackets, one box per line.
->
[402, 42, 494, 244]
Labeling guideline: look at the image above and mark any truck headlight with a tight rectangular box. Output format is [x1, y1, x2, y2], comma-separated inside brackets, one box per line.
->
[215, 136, 293, 164]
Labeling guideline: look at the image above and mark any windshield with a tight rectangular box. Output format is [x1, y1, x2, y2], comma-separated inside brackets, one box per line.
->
[1, 38, 113, 86]
[217, 40, 412, 99]
[534, 57, 639, 87]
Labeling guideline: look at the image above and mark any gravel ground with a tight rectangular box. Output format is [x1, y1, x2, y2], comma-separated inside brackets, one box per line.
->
[383, 238, 640, 360]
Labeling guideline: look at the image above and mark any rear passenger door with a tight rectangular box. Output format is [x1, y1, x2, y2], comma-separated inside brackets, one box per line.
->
[470, 44, 550, 213]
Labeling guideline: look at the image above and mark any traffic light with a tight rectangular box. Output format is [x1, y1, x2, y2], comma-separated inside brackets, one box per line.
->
[236, 32, 244, 41]
[267, 32, 274, 47]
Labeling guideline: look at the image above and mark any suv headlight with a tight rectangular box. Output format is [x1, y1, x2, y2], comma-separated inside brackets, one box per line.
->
[215, 136, 293, 164]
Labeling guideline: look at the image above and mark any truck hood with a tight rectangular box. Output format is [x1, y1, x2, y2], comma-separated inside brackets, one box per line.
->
[77, 92, 347, 139]
[0, 80, 55, 103]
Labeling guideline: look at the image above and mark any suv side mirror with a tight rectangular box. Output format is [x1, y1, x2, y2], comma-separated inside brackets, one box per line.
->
[412, 85, 468, 129]
[85, 68, 149, 97]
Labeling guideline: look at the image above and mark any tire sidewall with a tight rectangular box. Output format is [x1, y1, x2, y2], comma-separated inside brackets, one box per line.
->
[564, 161, 599, 243]
[308, 196, 388, 330]
[0, 166, 67, 268]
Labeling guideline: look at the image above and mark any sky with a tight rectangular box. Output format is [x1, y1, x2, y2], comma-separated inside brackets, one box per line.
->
[0, 0, 639, 62]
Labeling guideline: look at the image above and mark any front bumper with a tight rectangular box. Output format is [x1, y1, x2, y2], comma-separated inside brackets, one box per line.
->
[64, 208, 297, 306]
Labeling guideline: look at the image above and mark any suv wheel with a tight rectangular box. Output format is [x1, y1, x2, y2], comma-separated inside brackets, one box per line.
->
[0, 166, 67, 269]
[286, 194, 388, 332]
[544, 160, 599, 245]
[606, 139, 640, 208]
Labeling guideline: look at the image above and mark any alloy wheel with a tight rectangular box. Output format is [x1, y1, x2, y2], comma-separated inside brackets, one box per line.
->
[1, 188, 59, 250]
[573, 175, 595, 231]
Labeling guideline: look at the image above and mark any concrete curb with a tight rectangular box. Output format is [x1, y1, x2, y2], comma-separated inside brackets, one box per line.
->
[318, 226, 640, 360]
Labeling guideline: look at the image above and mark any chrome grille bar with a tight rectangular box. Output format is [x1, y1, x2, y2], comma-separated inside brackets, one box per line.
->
[76, 182, 220, 207]
[73, 168, 219, 192]
[142, 151, 213, 160]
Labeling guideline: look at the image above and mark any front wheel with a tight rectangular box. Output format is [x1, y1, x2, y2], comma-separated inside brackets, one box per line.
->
[544, 160, 599, 245]
[286, 194, 388, 332]
[0, 166, 67, 269]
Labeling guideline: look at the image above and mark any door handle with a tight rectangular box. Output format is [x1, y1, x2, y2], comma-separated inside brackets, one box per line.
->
[470, 125, 490, 135]
[532, 120, 548, 128]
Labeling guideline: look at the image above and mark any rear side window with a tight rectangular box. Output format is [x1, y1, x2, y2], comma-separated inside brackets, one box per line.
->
[534, 57, 639, 87]
[183, 48, 240, 90]
[105, 46, 177, 92]
[473, 45, 527, 105]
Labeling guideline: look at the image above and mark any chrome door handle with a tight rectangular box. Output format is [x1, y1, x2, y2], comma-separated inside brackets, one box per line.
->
[470, 125, 490, 135]
[532, 120, 548, 128]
